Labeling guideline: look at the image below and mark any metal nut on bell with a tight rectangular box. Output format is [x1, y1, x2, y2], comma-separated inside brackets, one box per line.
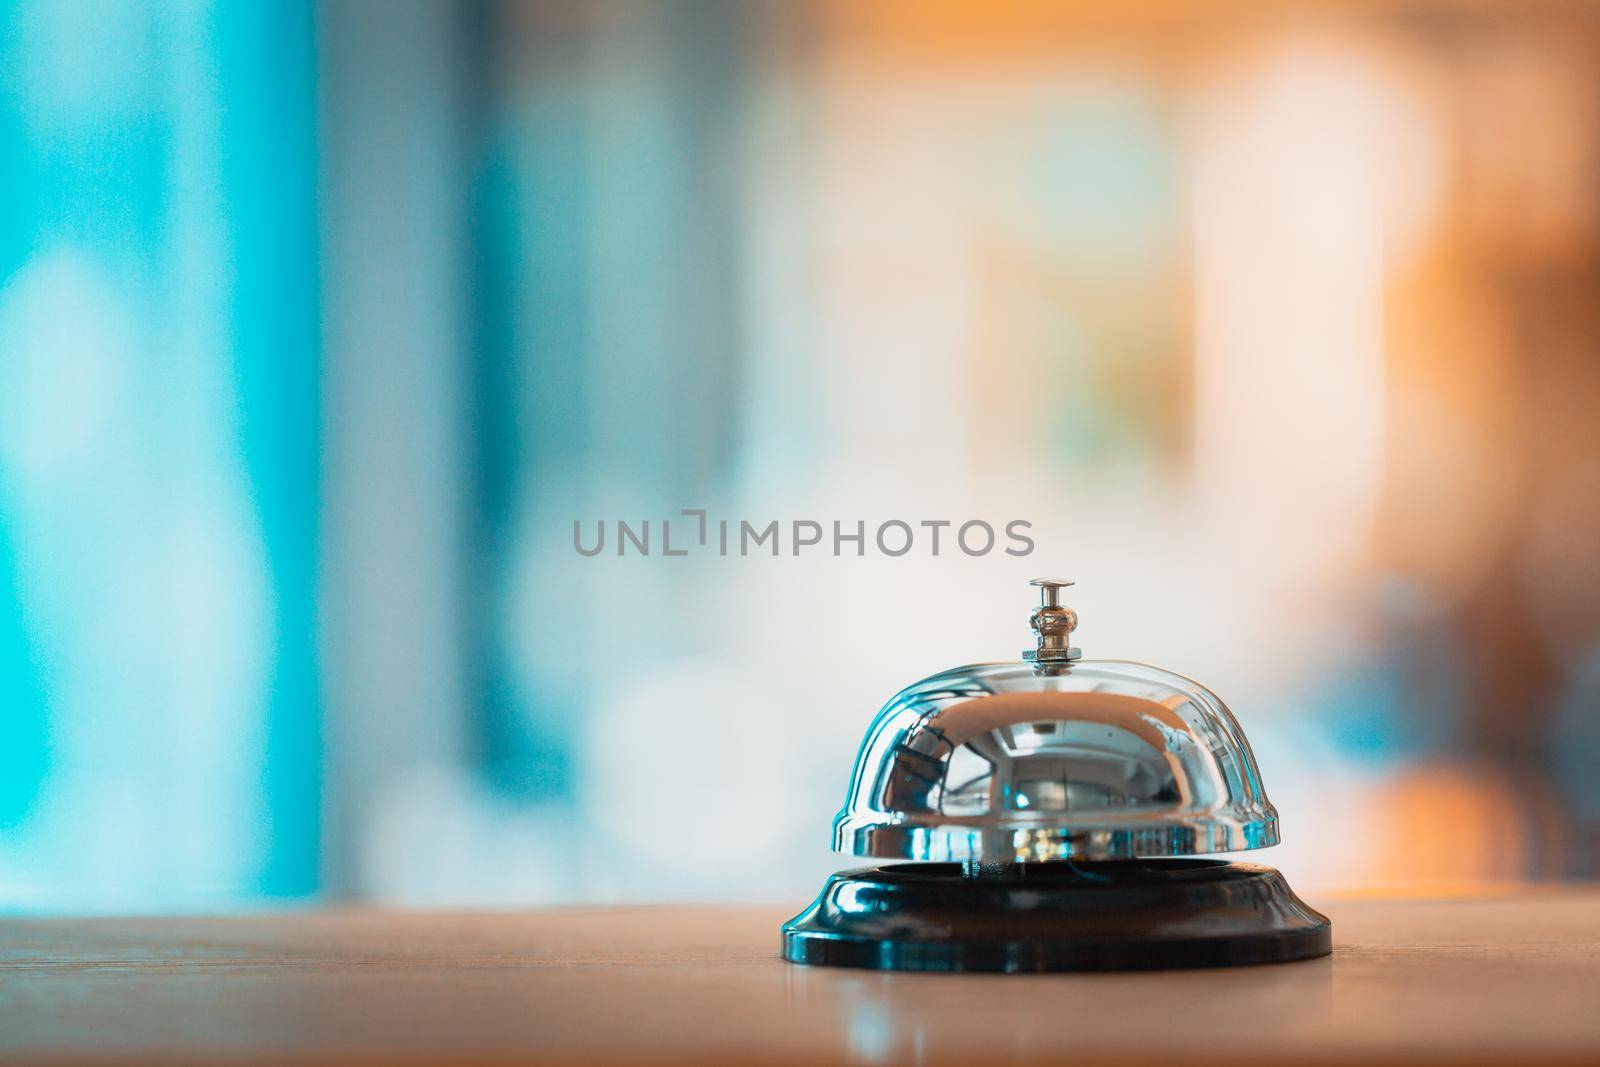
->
[1024, 577, 1081, 662]
[1030, 606, 1077, 636]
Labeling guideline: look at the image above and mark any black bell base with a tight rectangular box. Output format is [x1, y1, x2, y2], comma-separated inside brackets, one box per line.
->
[782, 858, 1331, 973]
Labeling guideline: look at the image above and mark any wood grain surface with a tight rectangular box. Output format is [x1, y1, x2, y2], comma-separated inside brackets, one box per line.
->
[1, 889, 1597, 1066]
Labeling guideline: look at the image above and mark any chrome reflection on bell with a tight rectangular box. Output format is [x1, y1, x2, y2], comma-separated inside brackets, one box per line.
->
[782, 577, 1331, 973]
[836, 577, 1277, 864]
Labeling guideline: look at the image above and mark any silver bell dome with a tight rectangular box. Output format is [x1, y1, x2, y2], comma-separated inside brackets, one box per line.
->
[833, 579, 1279, 863]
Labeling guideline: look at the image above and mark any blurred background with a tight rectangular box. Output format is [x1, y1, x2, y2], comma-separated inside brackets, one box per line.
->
[2, 0, 1599, 912]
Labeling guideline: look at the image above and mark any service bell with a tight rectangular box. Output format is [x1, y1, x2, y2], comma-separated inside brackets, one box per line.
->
[782, 578, 1331, 972]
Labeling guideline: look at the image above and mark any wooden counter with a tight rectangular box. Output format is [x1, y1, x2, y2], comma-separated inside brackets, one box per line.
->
[1, 889, 1597, 1065]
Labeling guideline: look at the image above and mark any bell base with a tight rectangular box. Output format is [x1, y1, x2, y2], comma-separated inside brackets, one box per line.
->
[782, 858, 1331, 973]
